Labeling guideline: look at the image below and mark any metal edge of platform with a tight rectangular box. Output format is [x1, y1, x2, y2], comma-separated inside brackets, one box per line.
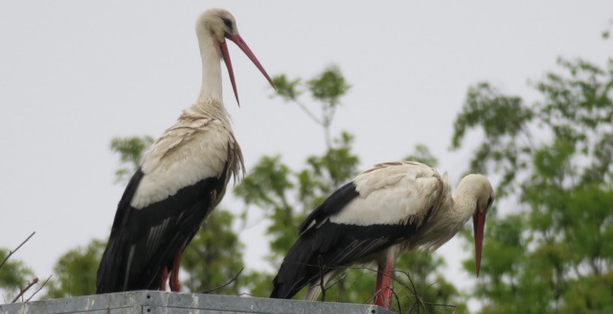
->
[0, 291, 396, 314]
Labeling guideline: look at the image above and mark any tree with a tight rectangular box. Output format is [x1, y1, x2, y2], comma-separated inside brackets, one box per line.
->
[0, 248, 35, 302]
[0, 233, 49, 304]
[44, 240, 105, 298]
[109, 136, 154, 184]
[180, 210, 244, 294]
[236, 66, 465, 312]
[452, 57, 613, 313]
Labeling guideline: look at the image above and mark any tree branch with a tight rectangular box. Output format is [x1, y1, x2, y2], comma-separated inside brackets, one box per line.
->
[11, 278, 38, 303]
[199, 268, 243, 294]
[25, 275, 52, 302]
[293, 99, 324, 126]
[0, 232, 35, 270]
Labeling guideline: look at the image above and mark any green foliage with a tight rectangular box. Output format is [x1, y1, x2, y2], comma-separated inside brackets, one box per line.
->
[451, 82, 534, 197]
[0, 249, 35, 302]
[234, 156, 297, 258]
[559, 272, 613, 314]
[271, 75, 302, 102]
[44, 240, 105, 298]
[452, 57, 613, 313]
[110, 135, 154, 183]
[271, 66, 351, 148]
[307, 66, 351, 107]
[234, 135, 361, 263]
[181, 210, 244, 294]
[236, 67, 359, 265]
[392, 251, 467, 313]
[404, 144, 439, 167]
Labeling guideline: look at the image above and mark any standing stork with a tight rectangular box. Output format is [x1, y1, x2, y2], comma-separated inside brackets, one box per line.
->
[270, 161, 494, 309]
[96, 8, 275, 293]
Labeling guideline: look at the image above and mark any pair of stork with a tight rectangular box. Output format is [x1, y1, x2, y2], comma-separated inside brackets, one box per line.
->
[96, 9, 494, 309]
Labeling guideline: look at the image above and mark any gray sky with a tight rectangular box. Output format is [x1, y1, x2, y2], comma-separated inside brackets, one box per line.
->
[1, 0, 611, 303]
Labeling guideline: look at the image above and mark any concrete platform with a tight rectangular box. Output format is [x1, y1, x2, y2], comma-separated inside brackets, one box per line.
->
[0, 291, 394, 314]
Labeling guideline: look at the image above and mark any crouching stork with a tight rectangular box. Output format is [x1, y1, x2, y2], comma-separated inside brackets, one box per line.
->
[270, 161, 494, 309]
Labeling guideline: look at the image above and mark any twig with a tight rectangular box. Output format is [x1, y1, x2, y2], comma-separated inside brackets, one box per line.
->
[390, 270, 426, 314]
[408, 299, 418, 314]
[26, 275, 53, 302]
[283, 262, 458, 312]
[0, 232, 35, 270]
[199, 268, 243, 294]
[391, 287, 402, 313]
[324, 272, 346, 291]
[11, 278, 38, 303]
[422, 301, 457, 310]
[294, 100, 324, 126]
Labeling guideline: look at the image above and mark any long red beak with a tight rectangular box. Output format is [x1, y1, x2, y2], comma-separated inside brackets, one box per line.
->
[472, 212, 486, 277]
[218, 34, 276, 105]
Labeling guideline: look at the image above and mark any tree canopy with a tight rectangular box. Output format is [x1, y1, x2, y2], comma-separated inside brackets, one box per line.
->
[453, 57, 613, 313]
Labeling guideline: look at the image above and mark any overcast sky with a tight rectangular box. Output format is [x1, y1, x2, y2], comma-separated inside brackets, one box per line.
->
[1, 0, 611, 303]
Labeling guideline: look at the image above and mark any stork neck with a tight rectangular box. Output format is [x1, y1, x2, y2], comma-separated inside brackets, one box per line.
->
[452, 192, 477, 224]
[197, 29, 224, 104]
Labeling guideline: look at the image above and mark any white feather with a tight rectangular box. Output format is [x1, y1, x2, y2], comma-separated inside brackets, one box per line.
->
[330, 161, 446, 226]
[130, 108, 236, 209]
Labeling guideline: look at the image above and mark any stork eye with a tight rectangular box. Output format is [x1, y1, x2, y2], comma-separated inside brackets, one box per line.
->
[221, 18, 233, 30]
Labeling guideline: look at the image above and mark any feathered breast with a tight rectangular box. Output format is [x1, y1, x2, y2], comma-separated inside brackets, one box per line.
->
[130, 112, 243, 209]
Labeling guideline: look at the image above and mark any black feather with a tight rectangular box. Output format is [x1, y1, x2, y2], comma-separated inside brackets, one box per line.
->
[96, 166, 228, 293]
[298, 182, 359, 234]
[270, 220, 418, 299]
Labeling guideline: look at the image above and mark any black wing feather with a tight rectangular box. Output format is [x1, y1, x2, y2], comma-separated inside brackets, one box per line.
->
[271, 220, 419, 299]
[298, 182, 359, 234]
[96, 166, 228, 293]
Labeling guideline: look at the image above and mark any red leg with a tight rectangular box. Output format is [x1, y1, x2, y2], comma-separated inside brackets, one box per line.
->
[169, 248, 183, 292]
[159, 266, 169, 291]
[373, 250, 395, 309]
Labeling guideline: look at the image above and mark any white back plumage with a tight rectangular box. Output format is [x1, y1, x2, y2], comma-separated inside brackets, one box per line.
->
[330, 161, 449, 227]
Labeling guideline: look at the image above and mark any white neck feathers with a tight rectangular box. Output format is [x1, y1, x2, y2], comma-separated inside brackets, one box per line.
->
[451, 191, 477, 224]
[196, 26, 223, 104]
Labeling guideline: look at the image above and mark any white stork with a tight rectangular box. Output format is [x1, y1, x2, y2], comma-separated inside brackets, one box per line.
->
[270, 161, 494, 308]
[96, 8, 275, 293]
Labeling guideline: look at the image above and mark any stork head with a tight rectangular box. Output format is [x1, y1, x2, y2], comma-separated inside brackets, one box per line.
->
[197, 9, 276, 105]
[457, 174, 495, 278]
